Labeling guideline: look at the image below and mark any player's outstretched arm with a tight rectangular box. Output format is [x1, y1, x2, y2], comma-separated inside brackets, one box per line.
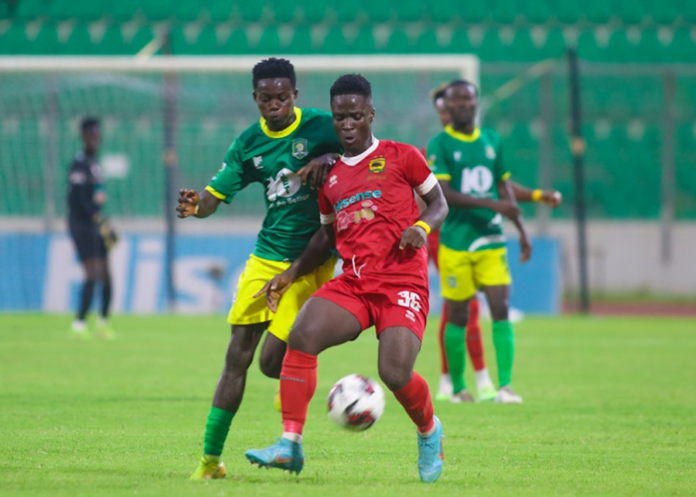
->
[297, 153, 339, 189]
[511, 182, 562, 207]
[400, 182, 448, 250]
[498, 180, 532, 263]
[176, 189, 221, 219]
[255, 224, 336, 312]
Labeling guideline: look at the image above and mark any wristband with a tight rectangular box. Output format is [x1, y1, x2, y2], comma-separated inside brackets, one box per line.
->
[413, 220, 431, 235]
[531, 189, 544, 202]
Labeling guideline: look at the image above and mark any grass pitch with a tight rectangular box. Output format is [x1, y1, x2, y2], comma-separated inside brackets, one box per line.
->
[1, 314, 695, 496]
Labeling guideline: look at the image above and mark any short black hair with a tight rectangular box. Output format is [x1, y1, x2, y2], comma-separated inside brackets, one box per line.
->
[330, 74, 372, 100]
[430, 83, 448, 104]
[252, 57, 296, 88]
[80, 116, 100, 131]
[447, 79, 479, 97]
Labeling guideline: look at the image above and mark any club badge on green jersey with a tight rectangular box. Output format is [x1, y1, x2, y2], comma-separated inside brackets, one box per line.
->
[292, 138, 309, 159]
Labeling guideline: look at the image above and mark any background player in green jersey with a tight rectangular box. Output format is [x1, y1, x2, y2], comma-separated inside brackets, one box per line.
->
[176, 58, 341, 479]
[427, 84, 562, 403]
[427, 80, 531, 404]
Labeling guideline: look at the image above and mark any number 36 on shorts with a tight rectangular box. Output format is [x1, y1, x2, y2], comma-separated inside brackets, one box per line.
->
[396, 290, 423, 324]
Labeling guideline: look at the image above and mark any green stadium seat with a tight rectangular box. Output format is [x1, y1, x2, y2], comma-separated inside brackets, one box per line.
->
[98, 24, 127, 54]
[16, 0, 48, 20]
[332, 3, 358, 23]
[324, 28, 349, 54]
[675, 124, 696, 218]
[303, 0, 326, 23]
[238, 0, 265, 22]
[174, 0, 203, 22]
[507, 29, 538, 62]
[219, 28, 249, 55]
[525, 0, 553, 23]
[395, 0, 424, 22]
[272, 0, 298, 23]
[412, 29, 443, 54]
[0, 23, 31, 54]
[364, 0, 392, 23]
[584, 0, 613, 24]
[286, 25, 313, 53]
[349, 25, 377, 53]
[126, 25, 157, 55]
[382, 27, 409, 54]
[209, 1, 233, 22]
[685, 0, 696, 23]
[141, 0, 172, 21]
[255, 25, 281, 53]
[612, 0, 645, 25]
[171, 25, 221, 55]
[111, 0, 139, 21]
[632, 29, 665, 63]
[542, 29, 567, 59]
[31, 22, 61, 54]
[455, 0, 489, 23]
[48, 0, 104, 21]
[576, 29, 603, 61]
[669, 29, 696, 63]
[605, 29, 632, 61]
[425, 0, 456, 22]
[477, 30, 506, 61]
[62, 23, 96, 55]
[650, 1, 678, 24]
[492, 0, 519, 24]
[449, 29, 473, 53]
[555, 1, 582, 24]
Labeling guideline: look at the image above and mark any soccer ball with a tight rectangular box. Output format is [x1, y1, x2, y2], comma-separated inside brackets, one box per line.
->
[327, 374, 385, 431]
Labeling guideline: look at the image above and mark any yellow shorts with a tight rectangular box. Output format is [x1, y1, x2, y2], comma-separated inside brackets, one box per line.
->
[438, 244, 511, 301]
[228, 254, 336, 342]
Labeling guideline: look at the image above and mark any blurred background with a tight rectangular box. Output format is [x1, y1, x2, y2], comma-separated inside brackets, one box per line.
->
[0, 0, 695, 316]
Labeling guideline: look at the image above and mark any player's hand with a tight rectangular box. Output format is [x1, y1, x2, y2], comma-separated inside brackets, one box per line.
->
[176, 189, 200, 218]
[542, 190, 563, 208]
[253, 272, 295, 313]
[493, 200, 521, 220]
[399, 226, 428, 250]
[519, 234, 532, 263]
[297, 153, 338, 189]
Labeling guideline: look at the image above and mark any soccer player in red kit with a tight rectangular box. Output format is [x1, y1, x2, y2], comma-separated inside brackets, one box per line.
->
[245, 74, 449, 483]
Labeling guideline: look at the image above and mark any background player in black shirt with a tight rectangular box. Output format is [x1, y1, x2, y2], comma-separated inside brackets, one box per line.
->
[67, 117, 116, 339]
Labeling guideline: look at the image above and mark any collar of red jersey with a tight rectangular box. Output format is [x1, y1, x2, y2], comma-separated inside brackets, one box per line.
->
[340, 137, 380, 166]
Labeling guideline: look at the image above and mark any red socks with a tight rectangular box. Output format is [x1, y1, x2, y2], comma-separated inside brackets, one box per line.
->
[280, 348, 318, 435]
[437, 302, 449, 374]
[466, 298, 486, 372]
[392, 372, 435, 434]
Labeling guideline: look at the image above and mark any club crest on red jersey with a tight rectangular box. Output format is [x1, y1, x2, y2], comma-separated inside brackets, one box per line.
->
[368, 157, 386, 173]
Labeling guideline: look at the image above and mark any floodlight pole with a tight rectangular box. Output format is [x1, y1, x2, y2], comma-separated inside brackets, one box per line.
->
[567, 48, 590, 314]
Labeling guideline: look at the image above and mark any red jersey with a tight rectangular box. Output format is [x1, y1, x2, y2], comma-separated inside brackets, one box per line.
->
[318, 139, 437, 281]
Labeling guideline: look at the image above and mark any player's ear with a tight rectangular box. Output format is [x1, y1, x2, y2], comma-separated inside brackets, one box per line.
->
[369, 106, 375, 123]
[252, 91, 258, 102]
[293, 88, 299, 99]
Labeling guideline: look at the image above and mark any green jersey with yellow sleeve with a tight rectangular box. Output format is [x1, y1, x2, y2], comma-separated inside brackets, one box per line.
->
[427, 125, 511, 253]
[206, 107, 341, 261]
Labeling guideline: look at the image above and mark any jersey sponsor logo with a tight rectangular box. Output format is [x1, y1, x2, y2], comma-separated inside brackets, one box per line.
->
[333, 190, 382, 212]
[266, 168, 302, 201]
[461, 166, 494, 195]
[292, 138, 309, 159]
[329, 174, 338, 188]
[486, 145, 497, 160]
[336, 200, 378, 232]
[368, 157, 386, 173]
[253, 156, 263, 169]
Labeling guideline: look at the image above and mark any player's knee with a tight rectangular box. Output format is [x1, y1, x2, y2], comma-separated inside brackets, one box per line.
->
[225, 343, 255, 373]
[259, 347, 283, 379]
[287, 326, 316, 355]
[448, 301, 469, 327]
[379, 365, 412, 392]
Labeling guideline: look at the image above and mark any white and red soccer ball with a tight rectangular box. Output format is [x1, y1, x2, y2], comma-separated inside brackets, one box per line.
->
[327, 374, 385, 431]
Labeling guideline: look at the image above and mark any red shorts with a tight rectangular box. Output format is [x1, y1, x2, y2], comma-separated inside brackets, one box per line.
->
[313, 272, 430, 341]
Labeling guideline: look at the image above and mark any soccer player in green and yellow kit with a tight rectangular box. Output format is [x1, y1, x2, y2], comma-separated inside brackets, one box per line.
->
[176, 58, 341, 479]
[427, 80, 532, 404]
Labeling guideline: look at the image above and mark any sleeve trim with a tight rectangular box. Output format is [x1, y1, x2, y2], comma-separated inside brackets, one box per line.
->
[205, 185, 227, 200]
[434, 173, 452, 181]
[501, 172, 511, 181]
[320, 213, 335, 225]
[416, 173, 438, 196]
